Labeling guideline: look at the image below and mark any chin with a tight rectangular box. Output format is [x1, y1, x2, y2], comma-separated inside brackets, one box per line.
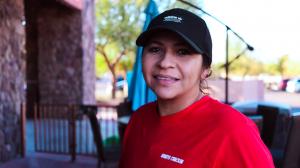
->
[155, 92, 177, 100]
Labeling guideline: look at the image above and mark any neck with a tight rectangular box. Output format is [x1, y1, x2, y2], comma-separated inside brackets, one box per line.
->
[157, 90, 203, 116]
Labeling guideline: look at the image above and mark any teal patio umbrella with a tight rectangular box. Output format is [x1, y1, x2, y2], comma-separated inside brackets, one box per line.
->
[128, 0, 159, 111]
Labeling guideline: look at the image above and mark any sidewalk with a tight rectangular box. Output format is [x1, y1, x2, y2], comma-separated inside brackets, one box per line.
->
[0, 119, 120, 168]
[0, 153, 118, 168]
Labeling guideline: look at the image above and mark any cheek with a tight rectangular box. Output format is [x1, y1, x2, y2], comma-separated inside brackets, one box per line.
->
[141, 58, 147, 76]
[184, 60, 203, 79]
[142, 56, 152, 80]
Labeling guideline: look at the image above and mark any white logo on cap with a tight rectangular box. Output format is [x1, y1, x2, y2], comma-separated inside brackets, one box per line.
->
[164, 16, 183, 23]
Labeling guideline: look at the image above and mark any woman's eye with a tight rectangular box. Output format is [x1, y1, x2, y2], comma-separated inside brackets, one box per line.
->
[147, 47, 161, 53]
[177, 48, 191, 56]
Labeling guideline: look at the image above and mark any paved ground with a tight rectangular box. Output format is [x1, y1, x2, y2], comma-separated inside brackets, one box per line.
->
[264, 90, 300, 112]
[264, 90, 300, 107]
[0, 153, 118, 168]
[0, 113, 120, 168]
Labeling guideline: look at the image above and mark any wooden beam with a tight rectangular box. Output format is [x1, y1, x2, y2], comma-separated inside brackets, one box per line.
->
[20, 103, 27, 158]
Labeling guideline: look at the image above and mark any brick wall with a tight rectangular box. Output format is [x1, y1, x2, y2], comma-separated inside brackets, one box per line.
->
[37, 0, 95, 105]
[0, 0, 25, 162]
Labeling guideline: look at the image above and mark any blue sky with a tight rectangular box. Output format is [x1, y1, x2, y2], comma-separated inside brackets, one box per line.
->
[201, 0, 300, 63]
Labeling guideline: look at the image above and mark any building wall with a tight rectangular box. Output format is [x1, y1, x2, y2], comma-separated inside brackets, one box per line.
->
[38, 3, 84, 104]
[82, 0, 96, 104]
[37, 1, 95, 104]
[0, 0, 96, 163]
[0, 0, 25, 162]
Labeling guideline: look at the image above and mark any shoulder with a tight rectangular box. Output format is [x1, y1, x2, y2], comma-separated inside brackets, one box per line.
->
[203, 96, 256, 132]
[215, 121, 274, 167]
[127, 101, 157, 126]
[205, 99, 274, 167]
[132, 101, 157, 118]
[122, 102, 157, 144]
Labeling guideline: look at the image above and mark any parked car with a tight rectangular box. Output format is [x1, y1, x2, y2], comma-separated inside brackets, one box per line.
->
[95, 77, 113, 99]
[116, 76, 125, 91]
[95, 75, 128, 100]
[278, 79, 290, 91]
[286, 78, 300, 93]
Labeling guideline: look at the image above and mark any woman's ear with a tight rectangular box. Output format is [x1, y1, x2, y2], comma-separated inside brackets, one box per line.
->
[201, 68, 211, 79]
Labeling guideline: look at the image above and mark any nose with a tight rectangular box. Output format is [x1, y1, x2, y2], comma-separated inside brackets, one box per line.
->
[157, 51, 175, 69]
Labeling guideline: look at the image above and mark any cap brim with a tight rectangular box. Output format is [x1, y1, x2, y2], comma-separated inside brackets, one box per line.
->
[136, 27, 205, 55]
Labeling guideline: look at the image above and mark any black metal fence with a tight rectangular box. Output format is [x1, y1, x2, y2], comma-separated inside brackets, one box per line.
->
[33, 103, 120, 160]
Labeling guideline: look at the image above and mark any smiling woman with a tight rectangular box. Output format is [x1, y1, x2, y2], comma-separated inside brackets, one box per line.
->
[119, 8, 275, 168]
[141, 30, 208, 116]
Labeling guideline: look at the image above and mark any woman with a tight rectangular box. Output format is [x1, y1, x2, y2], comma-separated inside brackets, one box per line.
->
[119, 8, 274, 168]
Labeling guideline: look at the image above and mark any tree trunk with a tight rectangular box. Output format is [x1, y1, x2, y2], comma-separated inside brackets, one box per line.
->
[111, 70, 117, 99]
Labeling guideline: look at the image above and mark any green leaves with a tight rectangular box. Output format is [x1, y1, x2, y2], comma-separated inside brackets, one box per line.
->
[95, 0, 146, 77]
[95, 0, 145, 49]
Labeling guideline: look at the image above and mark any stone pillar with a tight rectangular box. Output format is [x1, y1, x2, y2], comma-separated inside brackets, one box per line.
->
[0, 0, 25, 162]
[25, 0, 95, 107]
[37, 0, 95, 105]
[82, 0, 96, 104]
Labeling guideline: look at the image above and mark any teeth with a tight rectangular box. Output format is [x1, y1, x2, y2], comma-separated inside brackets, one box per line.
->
[157, 76, 170, 80]
[155, 75, 178, 80]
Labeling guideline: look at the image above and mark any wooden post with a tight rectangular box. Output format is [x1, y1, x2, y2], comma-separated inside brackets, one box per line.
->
[69, 105, 77, 162]
[34, 103, 38, 151]
[20, 103, 26, 157]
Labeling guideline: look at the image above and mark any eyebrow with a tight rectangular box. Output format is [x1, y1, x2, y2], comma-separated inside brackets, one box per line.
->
[146, 40, 189, 47]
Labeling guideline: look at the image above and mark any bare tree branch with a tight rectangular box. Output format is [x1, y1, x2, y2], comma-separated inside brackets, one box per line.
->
[112, 50, 126, 67]
[96, 45, 114, 72]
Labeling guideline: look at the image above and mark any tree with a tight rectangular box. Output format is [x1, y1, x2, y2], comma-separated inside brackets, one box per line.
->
[95, 0, 145, 98]
[264, 63, 278, 75]
[264, 55, 300, 77]
[229, 55, 264, 77]
[277, 54, 289, 77]
[213, 37, 264, 78]
[286, 60, 300, 77]
[154, 0, 204, 12]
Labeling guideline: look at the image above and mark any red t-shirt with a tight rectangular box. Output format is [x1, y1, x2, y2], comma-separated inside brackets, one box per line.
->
[119, 96, 274, 168]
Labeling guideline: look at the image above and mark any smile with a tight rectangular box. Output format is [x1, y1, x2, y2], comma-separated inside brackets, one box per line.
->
[153, 74, 179, 83]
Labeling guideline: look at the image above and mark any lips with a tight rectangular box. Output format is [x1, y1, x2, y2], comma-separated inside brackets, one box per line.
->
[153, 74, 179, 84]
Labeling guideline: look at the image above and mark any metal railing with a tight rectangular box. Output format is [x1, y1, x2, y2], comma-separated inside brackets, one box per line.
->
[33, 103, 120, 161]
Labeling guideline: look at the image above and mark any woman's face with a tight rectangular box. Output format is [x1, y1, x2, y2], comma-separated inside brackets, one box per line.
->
[142, 31, 209, 101]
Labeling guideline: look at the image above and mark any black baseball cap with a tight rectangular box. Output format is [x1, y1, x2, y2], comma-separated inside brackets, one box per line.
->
[136, 8, 212, 66]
